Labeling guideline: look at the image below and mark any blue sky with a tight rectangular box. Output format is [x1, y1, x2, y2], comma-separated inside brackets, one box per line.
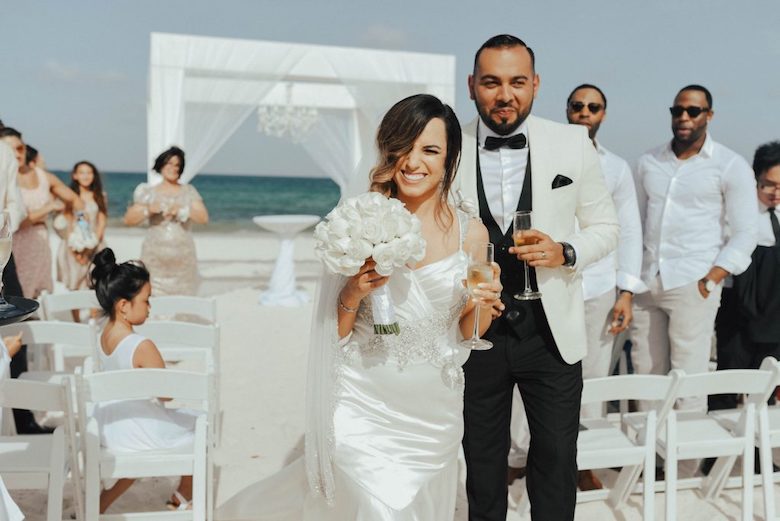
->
[1, 0, 778, 176]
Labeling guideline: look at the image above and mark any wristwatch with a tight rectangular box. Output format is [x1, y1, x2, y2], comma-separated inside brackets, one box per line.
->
[560, 242, 576, 267]
[700, 277, 717, 294]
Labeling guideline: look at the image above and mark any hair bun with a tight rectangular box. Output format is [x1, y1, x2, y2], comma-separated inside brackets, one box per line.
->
[90, 248, 117, 287]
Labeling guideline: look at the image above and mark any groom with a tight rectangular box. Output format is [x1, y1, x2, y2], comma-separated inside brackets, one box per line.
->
[456, 35, 619, 521]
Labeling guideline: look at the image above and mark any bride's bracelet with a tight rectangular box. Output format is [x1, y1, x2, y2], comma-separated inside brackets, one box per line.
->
[338, 295, 359, 314]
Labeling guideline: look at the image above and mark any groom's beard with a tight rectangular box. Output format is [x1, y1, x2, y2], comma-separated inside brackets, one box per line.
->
[475, 99, 533, 136]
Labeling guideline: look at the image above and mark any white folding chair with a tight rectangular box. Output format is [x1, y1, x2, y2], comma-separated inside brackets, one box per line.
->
[707, 357, 780, 520]
[39, 290, 102, 372]
[0, 321, 98, 386]
[577, 372, 682, 519]
[0, 377, 84, 521]
[661, 368, 777, 521]
[149, 296, 217, 324]
[78, 368, 210, 521]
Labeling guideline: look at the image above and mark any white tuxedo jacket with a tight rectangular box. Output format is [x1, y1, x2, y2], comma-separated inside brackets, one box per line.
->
[455, 116, 619, 364]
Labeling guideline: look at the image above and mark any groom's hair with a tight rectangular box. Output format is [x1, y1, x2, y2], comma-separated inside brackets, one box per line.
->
[473, 34, 535, 73]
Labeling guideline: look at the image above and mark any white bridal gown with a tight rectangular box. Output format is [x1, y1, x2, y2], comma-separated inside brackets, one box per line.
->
[218, 210, 472, 521]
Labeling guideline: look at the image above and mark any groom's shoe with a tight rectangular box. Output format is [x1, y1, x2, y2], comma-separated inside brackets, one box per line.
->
[577, 470, 603, 491]
[507, 466, 527, 485]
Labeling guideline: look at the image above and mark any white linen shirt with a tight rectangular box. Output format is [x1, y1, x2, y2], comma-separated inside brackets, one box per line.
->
[635, 134, 758, 291]
[757, 202, 778, 247]
[478, 119, 529, 233]
[0, 141, 24, 233]
[581, 142, 644, 300]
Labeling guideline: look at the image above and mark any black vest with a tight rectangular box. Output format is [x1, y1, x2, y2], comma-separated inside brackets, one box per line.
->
[734, 245, 780, 342]
[476, 149, 553, 345]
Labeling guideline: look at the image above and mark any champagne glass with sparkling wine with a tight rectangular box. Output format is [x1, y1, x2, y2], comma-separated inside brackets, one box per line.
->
[513, 211, 542, 301]
[0, 211, 15, 312]
[460, 242, 494, 351]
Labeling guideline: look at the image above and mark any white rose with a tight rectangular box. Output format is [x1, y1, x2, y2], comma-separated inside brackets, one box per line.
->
[361, 217, 384, 243]
[339, 203, 361, 223]
[372, 242, 395, 268]
[375, 262, 394, 277]
[390, 237, 411, 264]
[345, 238, 373, 262]
[338, 256, 364, 275]
[327, 216, 351, 239]
[313, 222, 330, 244]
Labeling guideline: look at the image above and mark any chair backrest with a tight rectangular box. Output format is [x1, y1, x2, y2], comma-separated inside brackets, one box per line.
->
[0, 378, 72, 412]
[149, 296, 217, 323]
[79, 369, 210, 406]
[41, 290, 100, 320]
[0, 321, 96, 351]
[675, 368, 776, 399]
[581, 372, 681, 405]
[744, 356, 780, 406]
[134, 321, 220, 350]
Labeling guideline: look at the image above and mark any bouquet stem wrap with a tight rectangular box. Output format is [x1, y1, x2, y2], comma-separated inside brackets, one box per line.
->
[371, 285, 400, 335]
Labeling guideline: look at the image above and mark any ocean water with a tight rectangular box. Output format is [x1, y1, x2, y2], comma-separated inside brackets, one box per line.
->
[52, 171, 341, 231]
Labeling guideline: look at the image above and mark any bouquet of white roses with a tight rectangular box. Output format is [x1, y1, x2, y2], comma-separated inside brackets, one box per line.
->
[314, 192, 426, 335]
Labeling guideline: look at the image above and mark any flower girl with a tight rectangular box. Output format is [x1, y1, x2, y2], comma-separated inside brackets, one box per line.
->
[90, 248, 199, 512]
[56, 161, 107, 318]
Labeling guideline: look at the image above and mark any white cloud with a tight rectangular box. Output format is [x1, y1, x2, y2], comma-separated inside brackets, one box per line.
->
[40, 60, 127, 84]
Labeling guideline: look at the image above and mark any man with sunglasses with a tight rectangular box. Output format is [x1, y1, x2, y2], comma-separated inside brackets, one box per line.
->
[630, 85, 757, 412]
[710, 141, 780, 411]
[565, 84, 643, 488]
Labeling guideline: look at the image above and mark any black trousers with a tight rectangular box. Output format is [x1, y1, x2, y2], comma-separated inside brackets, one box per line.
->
[463, 325, 582, 521]
[710, 288, 780, 410]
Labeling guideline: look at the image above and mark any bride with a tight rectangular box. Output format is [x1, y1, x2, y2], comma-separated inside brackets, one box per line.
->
[221, 94, 503, 520]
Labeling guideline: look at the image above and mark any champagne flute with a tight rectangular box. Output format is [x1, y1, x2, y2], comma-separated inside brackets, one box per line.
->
[460, 242, 494, 351]
[513, 211, 542, 301]
[0, 211, 15, 312]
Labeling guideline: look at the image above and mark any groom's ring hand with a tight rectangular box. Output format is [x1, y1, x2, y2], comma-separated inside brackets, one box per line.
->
[509, 230, 565, 267]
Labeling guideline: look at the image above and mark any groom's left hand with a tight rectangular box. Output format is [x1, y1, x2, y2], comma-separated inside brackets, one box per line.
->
[509, 229, 565, 268]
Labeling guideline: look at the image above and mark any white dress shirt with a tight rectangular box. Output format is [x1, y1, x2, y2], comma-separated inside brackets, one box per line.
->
[757, 202, 778, 247]
[635, 133, 758, 291]
[478, 119, 529, 233]
[0, 142, 25, 233]
[581, 142, 645, 299]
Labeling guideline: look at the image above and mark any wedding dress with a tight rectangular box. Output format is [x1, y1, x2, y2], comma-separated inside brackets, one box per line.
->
[219, 209, 473, 521]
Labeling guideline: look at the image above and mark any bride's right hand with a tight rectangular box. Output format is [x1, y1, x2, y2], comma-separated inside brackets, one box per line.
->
[340, 259, 389, 309]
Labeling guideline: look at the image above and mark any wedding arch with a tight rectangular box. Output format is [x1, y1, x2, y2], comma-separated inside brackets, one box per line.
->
[147, 32, 456, 191]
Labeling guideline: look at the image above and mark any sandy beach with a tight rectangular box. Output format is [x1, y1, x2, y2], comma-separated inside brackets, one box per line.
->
[10, 226, 778, 520]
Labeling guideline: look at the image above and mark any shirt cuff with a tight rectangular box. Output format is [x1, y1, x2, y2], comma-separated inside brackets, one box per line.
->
[617, 272, 648, 294]
[714, 249, 753, 277]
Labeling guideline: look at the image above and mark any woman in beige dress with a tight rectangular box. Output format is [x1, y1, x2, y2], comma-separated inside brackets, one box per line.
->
[123, 147, 209, 296]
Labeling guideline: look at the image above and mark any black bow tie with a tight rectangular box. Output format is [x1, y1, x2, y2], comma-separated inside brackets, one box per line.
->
[484, 133, 527, 151]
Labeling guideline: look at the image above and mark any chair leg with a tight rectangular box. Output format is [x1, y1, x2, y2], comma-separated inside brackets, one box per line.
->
[703, 455, 737, 500]
[742, 406, 755, 521]
[759, 407, 775, 521]
[608, 464, 642, 509]
[643, 451, 655, 521]
[47, 430, 66, 521]
[666, 414, 678, 521]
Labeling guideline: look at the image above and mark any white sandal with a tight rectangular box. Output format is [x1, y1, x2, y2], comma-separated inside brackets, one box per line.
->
[166, 491, 192, 511]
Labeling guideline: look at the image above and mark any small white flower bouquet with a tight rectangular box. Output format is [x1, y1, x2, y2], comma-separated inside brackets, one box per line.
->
[314, 192, 426, 335]
[66, 213, 99, 253]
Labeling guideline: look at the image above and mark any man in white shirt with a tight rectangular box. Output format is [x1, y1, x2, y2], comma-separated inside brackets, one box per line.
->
[631, 85, 758, 411]
[710, 141, 780, 411]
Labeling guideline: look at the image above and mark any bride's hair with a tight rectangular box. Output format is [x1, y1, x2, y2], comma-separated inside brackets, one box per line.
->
[369, 94, 462, 228]
[90, 248, 150, 318]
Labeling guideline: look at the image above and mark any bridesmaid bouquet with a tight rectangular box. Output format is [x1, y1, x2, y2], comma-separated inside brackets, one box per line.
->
[66, 212, 99, 253]
[314, 192, 426, 335]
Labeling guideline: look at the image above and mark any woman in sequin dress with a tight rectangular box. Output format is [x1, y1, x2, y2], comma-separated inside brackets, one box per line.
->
[123, 147, 208, 296]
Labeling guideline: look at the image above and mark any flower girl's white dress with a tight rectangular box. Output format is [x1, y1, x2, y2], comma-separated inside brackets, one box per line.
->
[96, 334, 199, 452]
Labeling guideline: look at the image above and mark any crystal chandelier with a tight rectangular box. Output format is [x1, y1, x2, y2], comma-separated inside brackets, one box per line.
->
[257, 83, 319, 143]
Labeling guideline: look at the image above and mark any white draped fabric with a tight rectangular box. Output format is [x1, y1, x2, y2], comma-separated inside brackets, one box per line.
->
[147, 33, 456, 189]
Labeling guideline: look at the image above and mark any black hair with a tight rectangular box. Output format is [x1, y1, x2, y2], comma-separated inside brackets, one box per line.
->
[473, 34, 535, 73]
[0, 127, 22, 140]
[25, 144, 38, 165]
[0, 119, 4, 129]
[90, 248, 150, 319]
[677, 84, 713, 109]
[753, 141, 780, 179]
[152, 146, 185, 178]
[567, 83, 607, 109]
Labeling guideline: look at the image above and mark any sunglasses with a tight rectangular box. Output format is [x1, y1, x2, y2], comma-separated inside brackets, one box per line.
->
[568, 101, 603, 114]
[669, 106, 709, 118]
